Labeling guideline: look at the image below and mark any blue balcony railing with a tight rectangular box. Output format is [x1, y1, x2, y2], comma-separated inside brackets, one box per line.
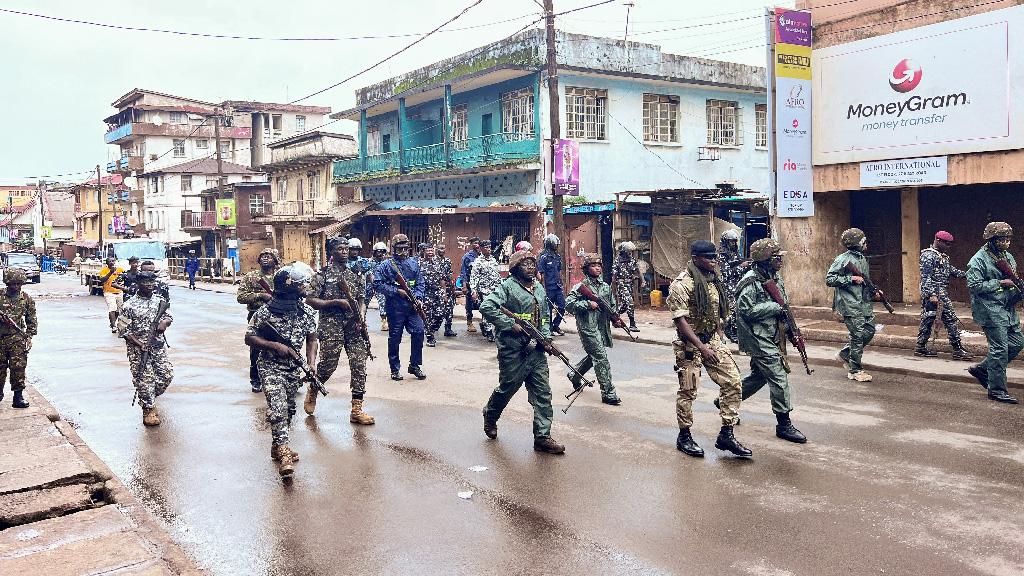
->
[334, 133, 539, 182]
[104, 123, 133, 144]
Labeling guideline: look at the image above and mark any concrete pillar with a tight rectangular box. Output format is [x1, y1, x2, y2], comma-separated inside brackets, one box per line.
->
[359, 109, 368, 172]
[901, 187, 921, 304]
[443, 85, 452, 168]
[251, 113, 265, 167]
[398, 97, 406, 173]
[532, 72, 541, 140]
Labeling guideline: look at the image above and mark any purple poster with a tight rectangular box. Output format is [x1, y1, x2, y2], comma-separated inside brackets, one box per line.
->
[553, 139, 580, 196]
[775, 8, 811, 47]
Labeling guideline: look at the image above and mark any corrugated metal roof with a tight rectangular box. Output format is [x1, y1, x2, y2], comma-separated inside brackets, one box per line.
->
[308, 201, 375, 236]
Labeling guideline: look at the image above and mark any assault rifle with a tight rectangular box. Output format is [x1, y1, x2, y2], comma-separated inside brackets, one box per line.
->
[257, 277, 274, 296]
[0, 310, 27, 337]
[995, 258, 1024, 308]
[132, 298, 170, 406]
[576, 283, 636, 341]
[762, 279, 813, 376]
[497, 305, 596, 414]
[844, 262, 895, 314]
[336, 271, 375, 361]
[256, 320, 329, 398]
[389, 261, 427, 322]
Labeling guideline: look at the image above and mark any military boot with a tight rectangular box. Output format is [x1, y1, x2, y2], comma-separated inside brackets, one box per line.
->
[914, 346, 938, 358]
[407, 365, 427, 380]
[968, 364, 989, 389]
[988, 391, 1019, 404]
[11, 390, 29, 409]
[350, 398, 375, 425]
[775, 412, 807, 444]
[467, 320, 478, 333]
[444, 326, 457, 337]
[483, 416, 498, 439]
[142, 407, 161, 427]
[274, 445, 295, 477]
[271, 444, 299, 462]
[951, 346, 974, 361]
[715, 425, 752, 458]
[533, 437, 565, 454]
[426, 334, 436, 347]
[675, 428, 704, 457]
[303, 387, 318, 415]
[250, 379, 263, 393]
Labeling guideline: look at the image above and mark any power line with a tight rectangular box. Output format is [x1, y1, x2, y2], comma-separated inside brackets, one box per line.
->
[605, 111, 713, 190]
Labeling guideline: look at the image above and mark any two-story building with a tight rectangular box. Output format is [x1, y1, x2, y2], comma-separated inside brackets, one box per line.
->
[70, 175, 127, 253]
[331, 30, 768, 277]
[181, 181, 272, 270]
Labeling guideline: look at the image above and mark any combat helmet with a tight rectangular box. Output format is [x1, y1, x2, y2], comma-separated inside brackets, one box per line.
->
[543, 233, 559, 248]
[507, 250, 537, 271]
[391, 234, 410, 248]
[348, 238, 363, 249]
[983, 221, 1013, 240]
[3, 268, 27, 285]
[582, 253, 603, 272]
[618, 241, 636, 253]
[372, 242, 388, 252]
[749, 238, 787, 262]
[840, 228, 866, 248]
[721, 229, 740, 242]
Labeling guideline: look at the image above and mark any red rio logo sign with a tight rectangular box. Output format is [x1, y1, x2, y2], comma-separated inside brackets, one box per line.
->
[889, 59, 923, 93]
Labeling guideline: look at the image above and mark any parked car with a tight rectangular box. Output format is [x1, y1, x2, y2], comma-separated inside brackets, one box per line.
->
[2, 251, 41, 283]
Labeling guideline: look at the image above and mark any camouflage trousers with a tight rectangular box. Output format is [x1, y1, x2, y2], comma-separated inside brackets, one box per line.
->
[673, 335, 741, 428]
[0, 336, 29, 392]
[616, 284, 636, 325]
[126, 345, 173, 410]
[365, 289, 387, 321]
[316, 316, 369, 399]
[257, 358, 301, 446]
[917, 293, 962, 348]
[424, 292, 446, 335]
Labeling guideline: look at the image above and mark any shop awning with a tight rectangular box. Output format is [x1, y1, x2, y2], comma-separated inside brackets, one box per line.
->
[308, 201, 376, 236]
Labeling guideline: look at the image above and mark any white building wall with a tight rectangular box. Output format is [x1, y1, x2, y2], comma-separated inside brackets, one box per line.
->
[142, 172, 263, 244]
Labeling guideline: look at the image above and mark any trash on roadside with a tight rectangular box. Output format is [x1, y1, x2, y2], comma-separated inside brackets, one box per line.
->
[457, 490, 474, 500]
[875, 324, 884, 332]
[468, 465, 488, 472]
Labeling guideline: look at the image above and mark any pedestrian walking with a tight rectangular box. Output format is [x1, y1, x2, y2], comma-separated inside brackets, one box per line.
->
[966, 222, 1021, 405]
[480, 250, 565, 454]
[0, 269, 36, 408]
[611, 242, 645, 332]
[460, 237, 481, 333]
[916, 231, 973, 360]
[735, 238, 807, 444]
[185, 250, 200, 290]
[826, 228, 880, 382]
[667, 240, 752, 459]
[237, 248, 280, 392]
[373, 234, 427, 381]
[368, 242, 390, 332]
[305, 237, 374, 424]
[538, 234, 566, 336]
[565, 253, 622, 405]
[244, 263, 319, 478]
[117, 271, 173, 427]
[114, 257, 141, 298]
[437, 244, 457, 338]
[419, 244, 446, 347]
[470, 240, 502, 342]
[717, 229, 750, 343]
[98, 256, 125, 333]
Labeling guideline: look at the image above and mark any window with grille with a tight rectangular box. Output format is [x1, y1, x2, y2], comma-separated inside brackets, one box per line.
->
[219, 140, 230, 158]
[366, 126, 381, 155]
[196, 139, 209, 149]
[755, 104, 768, 148]
[249, 194, 265, 216]
[205, 177, 219, 190]
[181, 175, 192, 192]
[307, 172, 320, 199]
[706, 100, 742, 146]
[296, 115, 306, 132]
[643, 94, 679, 143]
[276, 178, 287, 201]
[296, 178, 305, 200]
[172, 139, 186, 157]
[489, 213, 530, 263]
[501, 88, 534, 140]
[169, 112, 187, 125]
[565, 87, 607, 140]
[451, 105, 468, 150]
[399, 215, 429, 246]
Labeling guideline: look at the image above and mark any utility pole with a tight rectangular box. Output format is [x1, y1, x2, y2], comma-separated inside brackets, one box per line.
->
[544, 0, 567, 286]
[213, 108, 227, 261]
[96, 165, 104, 248]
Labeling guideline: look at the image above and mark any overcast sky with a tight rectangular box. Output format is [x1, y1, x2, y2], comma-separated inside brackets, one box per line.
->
[0, 0, 790, 184]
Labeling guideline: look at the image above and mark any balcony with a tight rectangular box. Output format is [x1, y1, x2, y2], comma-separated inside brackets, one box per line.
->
[104, 122, 252, 144]
[254, 199, 342, 222]
[106, 155, 144, 174]
[181, 210, 217, 230]
[333, 133, 540, 183]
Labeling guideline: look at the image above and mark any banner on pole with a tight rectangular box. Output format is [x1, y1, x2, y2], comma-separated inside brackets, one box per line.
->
[773, 8, 814, 218]
[216, 199, 237, 226]
[552, 139, 580, 196]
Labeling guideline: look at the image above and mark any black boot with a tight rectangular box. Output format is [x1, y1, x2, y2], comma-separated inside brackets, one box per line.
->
[426, 334, 436, 347]
[444, 326, 457, 337]
[407, 365, 427, 380]
[12, 390, 29, 409]
[968, 364, 988, 389]
[391, 372, 404, 381]
[483, 416, 498, 439]
[676, 428, 704, 457]
[715, 425, 752, 458]
[627, 312, 639, 332]
[950, 346, 974, 361]
[988, 391, 1020, 404]
[774, 412, 807, 444]
[914, 346, 938, 358]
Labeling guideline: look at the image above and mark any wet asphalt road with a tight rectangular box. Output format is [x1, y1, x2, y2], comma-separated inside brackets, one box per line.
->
[22, 274, 1024, 576]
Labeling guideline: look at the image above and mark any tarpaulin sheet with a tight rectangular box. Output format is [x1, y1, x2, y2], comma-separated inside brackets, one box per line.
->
[652, 215, 740, 279]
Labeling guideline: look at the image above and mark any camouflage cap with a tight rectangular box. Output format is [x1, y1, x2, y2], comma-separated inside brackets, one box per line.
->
[840, 228, 866, 248]
[983, 221, 1013, 240]
[749, 238, 787, 262]
[259, 247, 280, 263]
[507, 250, 537, 271]
[391, 234, 410, 247]
[618, 241, 636, 252]
[582, 253, 603, 267]
[3, 268, 27, 284]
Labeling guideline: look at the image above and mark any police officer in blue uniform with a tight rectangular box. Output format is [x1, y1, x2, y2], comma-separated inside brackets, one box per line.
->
[373, 234, 427, 381]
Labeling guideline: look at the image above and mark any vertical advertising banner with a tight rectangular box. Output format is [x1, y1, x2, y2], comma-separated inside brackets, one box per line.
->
[216, 199, 237, 226]
[552, 139, 580, 196]
[773, 8, 814, 218]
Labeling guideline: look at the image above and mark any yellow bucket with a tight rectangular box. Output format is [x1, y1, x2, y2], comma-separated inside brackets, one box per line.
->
[649, 289, 663, 308]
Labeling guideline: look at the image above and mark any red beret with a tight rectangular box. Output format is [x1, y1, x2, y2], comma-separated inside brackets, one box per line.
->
[935, 231, 954, 242]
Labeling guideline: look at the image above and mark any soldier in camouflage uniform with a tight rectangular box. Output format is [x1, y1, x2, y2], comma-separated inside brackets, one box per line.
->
[367, 242, 389, 332]
[419, 244, 446, 347]
[470, 240, 502, 342]
[611, 242, 645, 332]
[117, 272, 173, 427]
[826, 228, 881, 382]
[245, 263, 319, 478]
[916, 231, 972, 360]
[237, 248, 280, 392]
[667, 240, 752, 459]
[305, 237, 374, 424]
[0, 268, 36, 408]
[565, 254, 623, 405]
[437, 244, 457, 337]
[717, 229, 750, 343]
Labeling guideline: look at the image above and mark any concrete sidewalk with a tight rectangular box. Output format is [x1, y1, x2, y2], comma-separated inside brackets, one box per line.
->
[0, 388, 205, 575]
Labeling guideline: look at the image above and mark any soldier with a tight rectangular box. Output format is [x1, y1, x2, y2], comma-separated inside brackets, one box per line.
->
[139, 261, 170, 304]
[346, 238, 373, 276]
[459, 237, 481, 333]
[966, 222, 1021, 405]
[117, 271, 173, 427]
[245, 263, 319, 478]
[538, 234, 566, 336]
[373, 234, 427, 381]
[480, 250, 565, 454]
[367, 242, 389, 332]
[436, 244, 457, 338]
[611, 241, 645, 333]
[0, 269, 36, 408]
[305, 237, 374, 424]
[420, 243, 446, 347]
[470, 240, 502, 343]
[826, 228, 880, 383]
[565, 253, 623, 405]
[237, 248, 280, 392]
[717, 229, 750, 343]
[734, 238, 807, 444]
[916, 231, 972, 360]
[667, 240, 752, 459]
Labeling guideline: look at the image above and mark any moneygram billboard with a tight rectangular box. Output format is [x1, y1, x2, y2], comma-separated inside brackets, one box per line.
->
[812, 5, 1023, 165]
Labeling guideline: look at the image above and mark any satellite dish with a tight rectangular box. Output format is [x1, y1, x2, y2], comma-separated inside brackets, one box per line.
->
[152, 114, 164, 126]
[127, 216, 139, 226]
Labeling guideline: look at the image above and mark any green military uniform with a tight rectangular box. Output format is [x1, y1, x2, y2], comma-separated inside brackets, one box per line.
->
[565, 272, 619, 402]
[825, 234, 876, 375]
[309, 261, 369, 398]
[480, 276, 554, 439]
[736, 269, 792, 413]
[967, 243, 1021, 397]
[666, 268, 742, 428]
[0, 288, 37, 396]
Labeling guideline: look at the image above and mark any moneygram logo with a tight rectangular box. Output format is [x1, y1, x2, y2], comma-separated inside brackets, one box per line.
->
[889, 59, 923, 93]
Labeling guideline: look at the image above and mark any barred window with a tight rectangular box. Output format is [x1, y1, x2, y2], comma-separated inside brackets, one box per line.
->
[706, 99, 743, 146]
[172, 139, 186, 157]
[451, 105, 468, 151]
[400, 215, 429, 246]
[643, 94, 679, 143]
[755, 104, 768, 148]
[501, 88, 534, 140]
[307, 172, 320, 200]
[565, 87, 607, 141]
[249, 194, 265, 216]
[276, 178, 288, 201]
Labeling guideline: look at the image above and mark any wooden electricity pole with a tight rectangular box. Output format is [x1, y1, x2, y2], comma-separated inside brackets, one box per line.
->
[213, 108, 227, 260]
[96, 165, 104, 247]
[544, 0, 567, 285]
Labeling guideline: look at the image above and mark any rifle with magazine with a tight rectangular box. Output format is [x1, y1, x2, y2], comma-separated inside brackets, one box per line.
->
[576, 283, 636, 341]
[389, 261, 427, 322]
[0, 311, 27, 338]
[256, 320, 329, 398]
[994, 258, 1024, 307]
[131, 299, 170, 406]
[844, 262, 895, 314]
[336, 271, 375, 361]
[762, 279, 813, 376]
